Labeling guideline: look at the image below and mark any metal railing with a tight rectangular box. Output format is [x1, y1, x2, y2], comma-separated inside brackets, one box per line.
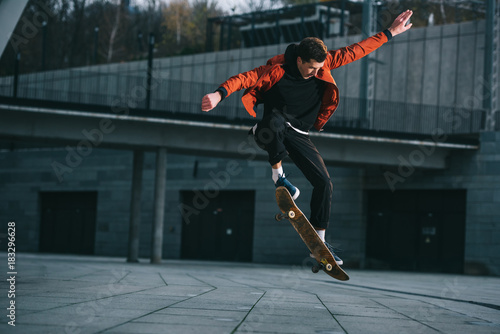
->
[0, 70, 492, 135]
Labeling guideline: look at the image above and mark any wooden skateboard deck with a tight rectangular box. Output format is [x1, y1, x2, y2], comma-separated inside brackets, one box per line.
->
[275, 186, 349, 281]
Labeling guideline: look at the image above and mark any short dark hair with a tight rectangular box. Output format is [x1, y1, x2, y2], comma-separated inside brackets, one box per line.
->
[297, 37, 327, 63]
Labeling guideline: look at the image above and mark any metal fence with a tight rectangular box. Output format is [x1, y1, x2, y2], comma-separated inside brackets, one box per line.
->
[334, 98, 487, 135]
[207, 0, 487, 52]
[0, 69, 492, 135]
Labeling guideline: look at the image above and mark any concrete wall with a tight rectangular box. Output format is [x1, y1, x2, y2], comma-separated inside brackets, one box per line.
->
[0, 146, 364, 266]
[365, 131, 500, 275]
[1, 131, 499, 275]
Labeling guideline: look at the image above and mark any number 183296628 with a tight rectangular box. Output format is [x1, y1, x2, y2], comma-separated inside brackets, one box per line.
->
[7, 222, 16, 271]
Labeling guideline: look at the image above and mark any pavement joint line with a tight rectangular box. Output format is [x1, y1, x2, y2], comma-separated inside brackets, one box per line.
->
[230, 291, 267, 334]
[115, 270, 131, 283]
[166, 306, 249, 313]
[321, 280, 500, 311]
[316, 294, 348, 334]
[95, 287, 218, 333]
[21, 285, 166, 316]
[186, 273, 217, 289]
[69, 268, 111, 279]
[158, 272, 168, 286]
[214, 275, 267, 292]
[399, 295, 500, 328]
[371, 299, 443, 333]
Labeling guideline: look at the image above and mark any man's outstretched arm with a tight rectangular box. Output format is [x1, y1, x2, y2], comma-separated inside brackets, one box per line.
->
[201, 63, 272, 112]
[327, 10, 413, 70]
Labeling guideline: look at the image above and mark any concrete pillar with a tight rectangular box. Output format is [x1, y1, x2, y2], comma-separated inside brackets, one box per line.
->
[127, 150, 144, 263]
[151, 147, 167, 264]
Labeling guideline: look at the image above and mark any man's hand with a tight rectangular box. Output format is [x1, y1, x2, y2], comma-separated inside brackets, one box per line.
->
[201, 92, 222, 112]
[388, 10, 413, 37]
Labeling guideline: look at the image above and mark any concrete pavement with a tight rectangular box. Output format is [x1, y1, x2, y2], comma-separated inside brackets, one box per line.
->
[0, 253, 499, 334]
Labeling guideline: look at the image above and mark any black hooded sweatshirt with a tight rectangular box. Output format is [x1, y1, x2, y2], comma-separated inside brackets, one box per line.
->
[262, 43, 326, 132]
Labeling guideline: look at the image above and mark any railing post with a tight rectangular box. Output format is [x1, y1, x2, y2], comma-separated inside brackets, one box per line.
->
[93, 26, 99, 65]
[13, 52, 20, 98]
[42, 21, 47, 71]
[300, 5, 306, 40]
[146, 32, 155, 111]
[219, 20, 225, 51]
[359, 0, 377, 129]
[275, 11, 280, 44]
[482, 0, 498, 131]
[227, 17, 232, 51]
[250, 12, 255, 47]
[205, 18, 213, 52]
[340, 0, 346, 37]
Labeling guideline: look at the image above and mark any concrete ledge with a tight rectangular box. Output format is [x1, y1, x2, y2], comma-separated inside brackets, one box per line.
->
[0, 104, 478, 169]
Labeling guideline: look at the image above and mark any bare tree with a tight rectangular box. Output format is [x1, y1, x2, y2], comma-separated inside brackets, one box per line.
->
[106, 0, 124, 62]
[439, 0, 447, 24]
[159, 0, 222, 55]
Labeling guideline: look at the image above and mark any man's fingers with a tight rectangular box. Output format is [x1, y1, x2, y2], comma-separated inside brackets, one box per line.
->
[201, 92, 222, 112]
[395, 10, 411, 24]
[201, 96, 213, 112]
[400, 10, 413, 24]
[201, 103, 213, 112]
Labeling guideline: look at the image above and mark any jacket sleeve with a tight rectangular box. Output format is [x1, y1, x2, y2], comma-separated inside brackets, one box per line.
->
[218, 65, 271, 99]
[326, 31, 389, 70]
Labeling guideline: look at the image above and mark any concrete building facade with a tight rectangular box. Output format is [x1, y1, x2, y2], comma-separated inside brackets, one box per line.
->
[1, 130, 499, 275]
[1, 19, 499, 276]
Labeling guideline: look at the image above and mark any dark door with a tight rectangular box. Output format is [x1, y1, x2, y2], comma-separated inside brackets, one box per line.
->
[181, 190, 255, 262]
[366, 190, 466, 273]
[39, 192, 97, 255]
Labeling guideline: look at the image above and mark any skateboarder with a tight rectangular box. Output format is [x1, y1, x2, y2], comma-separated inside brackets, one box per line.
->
[202, 10, 413, 265]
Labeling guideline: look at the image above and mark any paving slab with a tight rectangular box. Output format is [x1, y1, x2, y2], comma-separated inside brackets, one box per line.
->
[0, 253, 499, 334]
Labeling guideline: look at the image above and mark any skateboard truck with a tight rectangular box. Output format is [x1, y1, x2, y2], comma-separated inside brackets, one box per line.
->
[275, 210, 296, 221]
[312, 258, 333, 273]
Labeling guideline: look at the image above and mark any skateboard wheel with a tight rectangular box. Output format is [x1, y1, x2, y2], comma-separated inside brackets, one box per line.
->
[325, 263, 333, 271]
[288, 210, 295, 219]
[311, 265, 320, 273]
[275, 213, 283, 221]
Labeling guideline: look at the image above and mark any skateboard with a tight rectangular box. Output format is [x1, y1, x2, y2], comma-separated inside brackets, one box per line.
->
[275, 186, 349, 281]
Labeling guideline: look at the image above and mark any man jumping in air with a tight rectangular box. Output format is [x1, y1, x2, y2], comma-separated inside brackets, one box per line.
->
[201, 10, 413, 265]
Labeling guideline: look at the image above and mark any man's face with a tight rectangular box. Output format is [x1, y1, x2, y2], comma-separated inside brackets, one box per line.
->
[297, 57, 324, 79]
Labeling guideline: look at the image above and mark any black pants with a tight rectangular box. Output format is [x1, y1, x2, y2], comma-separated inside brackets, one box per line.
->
[253, 112, 333, 229]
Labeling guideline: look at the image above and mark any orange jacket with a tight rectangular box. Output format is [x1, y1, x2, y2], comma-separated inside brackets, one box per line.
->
[219, 31, 390, 131]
